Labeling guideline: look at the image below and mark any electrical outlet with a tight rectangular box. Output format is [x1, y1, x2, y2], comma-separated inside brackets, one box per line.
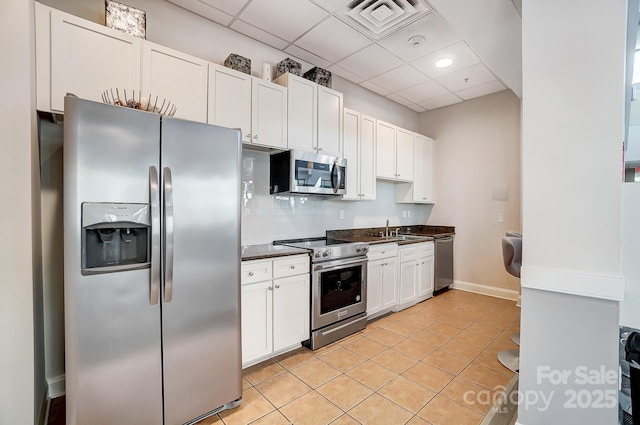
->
[339, 209, 344, 220]
[402, 210, 407, 218]
[407, 210, 411, 218]
[497, 213, 504, 223]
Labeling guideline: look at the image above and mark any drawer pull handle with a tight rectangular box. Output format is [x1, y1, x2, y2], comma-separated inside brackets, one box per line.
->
[268, 286, 273, 290]
[248, 271, 254, 276]
[275, 284, 280, 289]
[290, 265, 295, 269]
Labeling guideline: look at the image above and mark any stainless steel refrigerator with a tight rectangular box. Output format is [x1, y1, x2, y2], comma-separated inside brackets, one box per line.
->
[63, 96, 242, 425]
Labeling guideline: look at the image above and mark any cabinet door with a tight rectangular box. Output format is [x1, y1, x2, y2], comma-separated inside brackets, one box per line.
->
[273, 274, 310, 352]
[343, 108, 360, 200]
[285, 75, 317, 152]
[317, 86, 343, 156]
[398, 260, 419, 307]
[252, 78, 288, 149]
[360, 114, 377, 200]
[396, 128, 415, 182]
[366, 259, 383, 316]
[382, 257, 398, 310]
[420, 135, 435, 203]
[376, 120, 396, 179]
[49, 7, 142, 112]
[419, 255, 435, 297]
[142, 42, 208, 123]
[241, 281, 273, 365]
[208, 63, 252, 143]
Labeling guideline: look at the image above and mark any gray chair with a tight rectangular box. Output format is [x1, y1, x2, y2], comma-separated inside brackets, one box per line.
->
[498, 234, 522, 373]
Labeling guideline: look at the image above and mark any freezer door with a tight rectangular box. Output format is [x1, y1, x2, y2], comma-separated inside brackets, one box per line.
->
[63, 97, 163, 425]
[434, 236, 454, 291]
[160, 117, 243, 424]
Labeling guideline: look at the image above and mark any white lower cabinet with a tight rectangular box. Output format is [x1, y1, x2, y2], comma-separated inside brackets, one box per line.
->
[397, 242, 435, 310]
[367, 244, 398, 319]
[241, 255, 309, 367]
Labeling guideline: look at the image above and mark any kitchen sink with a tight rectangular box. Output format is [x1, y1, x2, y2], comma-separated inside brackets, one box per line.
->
[378, 234, 432, 242]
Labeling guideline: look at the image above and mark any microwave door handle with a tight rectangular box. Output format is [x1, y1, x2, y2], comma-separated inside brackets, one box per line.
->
[332, 161, 342, 194]
[149, 166, 160, 305]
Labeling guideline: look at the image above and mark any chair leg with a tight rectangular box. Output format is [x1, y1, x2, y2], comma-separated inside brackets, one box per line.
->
[498, 349, 519, 373]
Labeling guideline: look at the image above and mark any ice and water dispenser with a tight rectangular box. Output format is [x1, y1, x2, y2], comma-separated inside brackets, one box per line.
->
[81, 203, 150, 274]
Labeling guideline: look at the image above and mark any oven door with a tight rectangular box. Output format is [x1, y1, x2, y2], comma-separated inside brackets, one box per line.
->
[312, 256, 367, 330]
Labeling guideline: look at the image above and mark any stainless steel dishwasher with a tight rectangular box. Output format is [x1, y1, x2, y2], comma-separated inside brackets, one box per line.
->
[434, 235, 454, 292]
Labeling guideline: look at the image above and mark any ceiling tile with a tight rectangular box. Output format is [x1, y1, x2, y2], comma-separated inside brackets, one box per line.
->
[166, 0, 233, 25]
[407, 103, 427, 112]
[456, 80, 506, 100]
[294, 17, 372, 63]
[335, 44, 404, 80]
[376, 12, 459, 62]
[396, 80, 449, 103]
[309, 0, 351, 12]
[359, 80, 392, 96]
[284, 45, 332, 70]
[435, 63, 497, 92]
[327, 64, 365, 84]
[418, 93, 463, 110]
[238, 0, 329, 41]
[231, 20, 289, 50]
[369, 64, 428, 93]
[198, 0, 250, 16]
[411, 41, 481, 79]
[386, 93, 413, 106]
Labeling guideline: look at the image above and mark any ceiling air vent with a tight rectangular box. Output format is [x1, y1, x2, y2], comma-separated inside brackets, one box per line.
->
[341, 0, 431, 39]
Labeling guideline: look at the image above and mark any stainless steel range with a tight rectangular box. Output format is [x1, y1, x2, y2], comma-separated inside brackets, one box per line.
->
[275, 237, 369, 350]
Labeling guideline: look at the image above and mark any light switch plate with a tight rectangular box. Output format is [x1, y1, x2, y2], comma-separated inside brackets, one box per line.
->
[497, 213, 504, 223]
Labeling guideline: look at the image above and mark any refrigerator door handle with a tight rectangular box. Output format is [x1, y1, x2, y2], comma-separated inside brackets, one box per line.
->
[149, 166, 160, 305]
[163, 167, 174, 302]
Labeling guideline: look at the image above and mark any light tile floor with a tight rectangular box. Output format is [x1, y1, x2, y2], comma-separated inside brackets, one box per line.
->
[198, 290, 519, 425]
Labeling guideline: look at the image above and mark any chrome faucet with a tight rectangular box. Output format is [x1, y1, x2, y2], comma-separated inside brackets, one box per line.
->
[385, 219, 389, 237]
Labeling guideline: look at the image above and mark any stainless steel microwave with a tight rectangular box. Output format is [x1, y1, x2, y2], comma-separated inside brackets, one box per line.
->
[270, 150, 346, 196]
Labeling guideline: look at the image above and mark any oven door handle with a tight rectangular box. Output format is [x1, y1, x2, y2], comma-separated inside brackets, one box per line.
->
[314, 257, 367, 272]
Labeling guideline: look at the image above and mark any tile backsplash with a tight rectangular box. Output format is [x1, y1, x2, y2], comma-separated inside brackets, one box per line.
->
[241, 148, 433, 245]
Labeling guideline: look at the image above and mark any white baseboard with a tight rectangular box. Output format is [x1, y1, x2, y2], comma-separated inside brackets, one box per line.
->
[452, 280, 520, 303]
[47, 374, 66, 398]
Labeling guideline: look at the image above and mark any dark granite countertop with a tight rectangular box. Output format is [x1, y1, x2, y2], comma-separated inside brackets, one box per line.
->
[327, 225, 454, 245]
[241, 244, 310, 261]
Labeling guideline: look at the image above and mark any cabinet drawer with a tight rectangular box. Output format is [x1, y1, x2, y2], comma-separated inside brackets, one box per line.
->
[419, 242, 435, 258]
[241, 260, 272, 285]
[273, 255, 309, 279]
[399, 246, 419, 263]
[368, 243, 398, 261]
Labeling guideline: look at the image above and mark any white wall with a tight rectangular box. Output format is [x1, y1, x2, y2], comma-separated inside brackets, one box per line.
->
[241, 149, 431, 245]
[419, 90, 521, 292]
[518, 0, 625, 423]
[0, 0, 45, 423]
[621, 183, 640, 329]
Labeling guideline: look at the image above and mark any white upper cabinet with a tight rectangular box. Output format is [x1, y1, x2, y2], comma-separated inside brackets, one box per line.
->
[343, 108, 376, 201]
[376, 120, 396, 180]
[376, 121, 415, 182]
[142, 42, 208, 123]
[37, 3, 142, 113]
[275, 73, 343, 157]
[251, 78, 288, 149]
[396, 133, 435, 204]
[395, 127, 415, 181]
[208, 63, 287, 149]
[317, 86, 344, 157]
[207, 63, 252, 142]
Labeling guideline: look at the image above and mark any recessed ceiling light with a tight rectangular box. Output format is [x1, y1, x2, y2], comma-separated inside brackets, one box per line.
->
[407, 35, 425, 47]
[435, 58, 453, 68]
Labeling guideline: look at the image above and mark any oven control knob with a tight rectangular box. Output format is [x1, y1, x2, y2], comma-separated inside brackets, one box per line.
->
[314, 252, 321, 258]
[322, 250, 330, 257]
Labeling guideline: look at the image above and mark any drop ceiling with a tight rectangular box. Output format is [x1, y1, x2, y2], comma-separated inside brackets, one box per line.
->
[166, 0, 522, 112]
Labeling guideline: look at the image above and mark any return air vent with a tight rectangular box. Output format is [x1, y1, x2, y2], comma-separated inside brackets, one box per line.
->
[341, 0, 431, 39]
